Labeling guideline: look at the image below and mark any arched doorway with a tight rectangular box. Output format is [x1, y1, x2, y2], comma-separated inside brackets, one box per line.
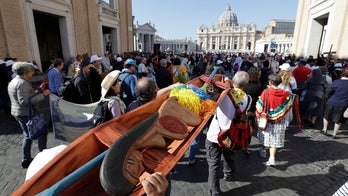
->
[34, 11, 63, 71]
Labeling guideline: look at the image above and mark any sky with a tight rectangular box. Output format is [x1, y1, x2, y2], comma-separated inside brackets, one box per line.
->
[132, 0, 299, 40]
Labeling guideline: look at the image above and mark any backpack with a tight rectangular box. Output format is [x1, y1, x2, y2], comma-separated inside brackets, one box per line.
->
[119, 73, 134, 106]
[93, 99, 113, 127]
[217, 92, 251, 151]
[59, 76, 78, 102]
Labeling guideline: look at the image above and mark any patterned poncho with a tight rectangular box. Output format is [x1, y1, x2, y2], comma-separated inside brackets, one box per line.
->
[256, 87, 294, 122]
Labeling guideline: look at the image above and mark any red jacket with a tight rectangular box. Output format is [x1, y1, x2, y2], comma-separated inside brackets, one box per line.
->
[292, 66, 312, 83]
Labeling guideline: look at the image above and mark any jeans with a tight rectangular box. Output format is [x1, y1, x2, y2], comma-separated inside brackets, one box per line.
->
[206, 140, 235, 196]
[189, 131, 203, 161]
[15, 115, 47, 162]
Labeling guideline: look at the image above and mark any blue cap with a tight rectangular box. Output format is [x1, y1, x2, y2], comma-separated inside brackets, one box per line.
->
[124, 59, 136, 66]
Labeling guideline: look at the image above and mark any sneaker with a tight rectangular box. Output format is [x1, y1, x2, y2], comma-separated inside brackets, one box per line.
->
[21, 158, 33, 169]
[258, 149, 266, 158]
[320, 130, 328, 135]
[266, 159, 276, 166]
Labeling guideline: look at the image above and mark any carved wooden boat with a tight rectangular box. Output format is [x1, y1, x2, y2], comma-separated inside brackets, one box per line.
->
[13, 74, 230, 196]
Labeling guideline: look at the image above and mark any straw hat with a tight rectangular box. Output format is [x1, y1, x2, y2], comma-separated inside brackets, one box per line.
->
[101, 70, 121, 98]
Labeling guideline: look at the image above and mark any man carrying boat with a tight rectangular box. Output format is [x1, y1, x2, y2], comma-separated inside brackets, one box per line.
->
[205, 71, 251, 196]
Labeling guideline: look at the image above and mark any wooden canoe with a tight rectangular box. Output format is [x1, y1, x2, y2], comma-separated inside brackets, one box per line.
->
[12, 74, 230, 196]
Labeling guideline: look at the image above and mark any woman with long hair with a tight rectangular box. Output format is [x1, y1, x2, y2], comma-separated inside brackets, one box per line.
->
[278, 63, 297, 93]
[100, 70, 126, 118]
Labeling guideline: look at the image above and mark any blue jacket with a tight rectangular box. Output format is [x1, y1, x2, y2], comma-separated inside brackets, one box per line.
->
[48, 68, 64, 96]
[327, 78, 348, 108]
[118, 69, 137, 105]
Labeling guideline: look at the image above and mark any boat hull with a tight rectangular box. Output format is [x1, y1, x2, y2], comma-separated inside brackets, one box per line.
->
[12, 75, 230, 196]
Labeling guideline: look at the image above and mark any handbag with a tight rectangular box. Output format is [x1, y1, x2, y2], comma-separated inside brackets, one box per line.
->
[344, 107, 348, 118]
[26, 97, 47, 140]
[257, 90, 269, 130]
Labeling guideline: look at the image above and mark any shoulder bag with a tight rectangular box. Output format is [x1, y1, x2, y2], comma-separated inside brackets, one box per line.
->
[26, 97, 47, 140]
[257, 90, 269, 130]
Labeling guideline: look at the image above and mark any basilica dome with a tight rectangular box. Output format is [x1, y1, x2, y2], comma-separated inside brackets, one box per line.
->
[218, 3, 238, 27]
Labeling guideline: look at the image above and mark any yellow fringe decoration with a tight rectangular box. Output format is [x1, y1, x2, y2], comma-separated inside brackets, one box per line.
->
[199, 99, 217, 118]
[169, 88, 201, 115]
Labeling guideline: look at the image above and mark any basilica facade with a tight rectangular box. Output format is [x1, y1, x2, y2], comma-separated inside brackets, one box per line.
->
[197, 4, 258, 53]
[293, 0, 348, 59]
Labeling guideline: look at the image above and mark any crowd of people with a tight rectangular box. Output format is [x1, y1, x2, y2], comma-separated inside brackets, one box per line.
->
[1, 50, 348, 195]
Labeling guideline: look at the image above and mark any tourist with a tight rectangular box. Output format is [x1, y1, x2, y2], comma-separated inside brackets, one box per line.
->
[100, 70, 126, 117]
[321, 68, 348, 138]
[244, 66, 262, 154]
[256, 74, 294, 166]
[47, 58, 64, 96]
[88, 55, 103, 102]
[206, 71, 250, 195]
[74, 61, 93, 104]
[64, 56, 76, 77]
[171, 57, 188, 83]
[301, 68, 326, 128]
[155, 58, 173, 89]
[138, 57, 148, 78]
[278, 63, 297, 93]
[8, 62, 51, 168]
[119, 58, 138, 106]
[126, 77, 180, 112]
[292, 60, 312, 90]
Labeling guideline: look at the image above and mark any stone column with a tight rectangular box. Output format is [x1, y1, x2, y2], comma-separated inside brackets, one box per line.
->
[141, 34, 144, 51]
[148, 34, 151, 52]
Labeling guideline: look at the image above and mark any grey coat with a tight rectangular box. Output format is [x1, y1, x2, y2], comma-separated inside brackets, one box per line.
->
[8, 75, 45, 117]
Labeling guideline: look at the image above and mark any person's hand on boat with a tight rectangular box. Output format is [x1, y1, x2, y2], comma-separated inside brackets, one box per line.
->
[157, 82, 183, 97]
[141, 172, 168, 196]
[224, 77, 233, 88]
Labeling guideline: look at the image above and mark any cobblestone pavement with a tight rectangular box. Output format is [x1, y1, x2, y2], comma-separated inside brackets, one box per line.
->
[1, 106, 347, 196]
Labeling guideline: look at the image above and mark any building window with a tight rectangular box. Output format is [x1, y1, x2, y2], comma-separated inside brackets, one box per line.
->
[100, 0, 117, 9]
